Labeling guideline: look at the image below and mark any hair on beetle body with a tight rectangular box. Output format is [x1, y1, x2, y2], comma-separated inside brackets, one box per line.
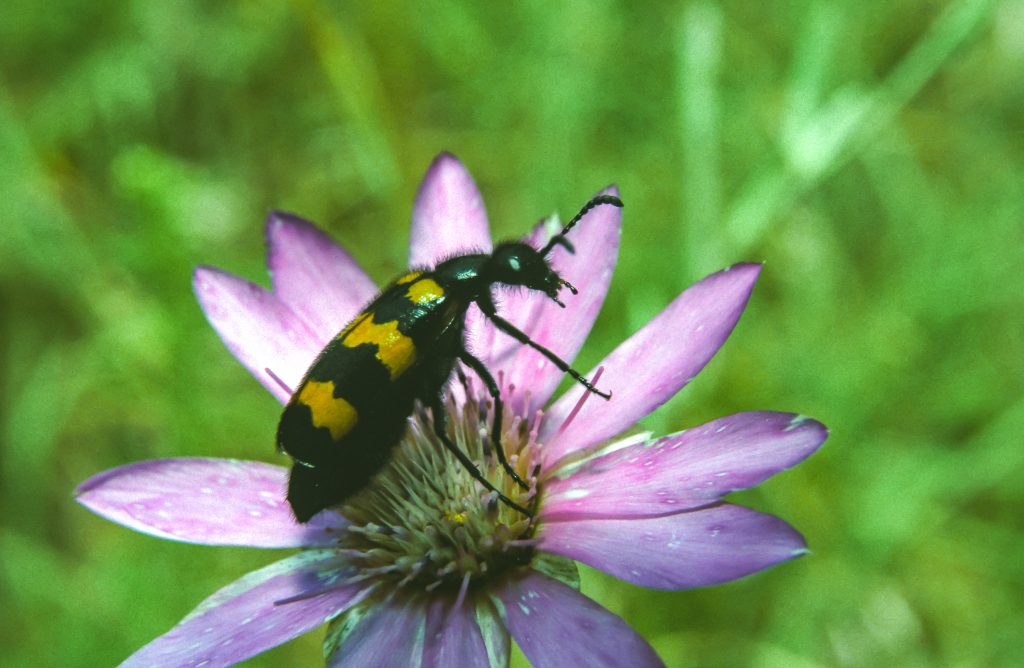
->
[276, 194, 622, 523]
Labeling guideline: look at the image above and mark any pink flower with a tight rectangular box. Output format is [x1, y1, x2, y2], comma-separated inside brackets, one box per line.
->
[77, 154, 827, 667]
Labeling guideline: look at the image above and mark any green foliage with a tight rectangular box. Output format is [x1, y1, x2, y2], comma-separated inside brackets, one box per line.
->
[2, 0, 1021, 665]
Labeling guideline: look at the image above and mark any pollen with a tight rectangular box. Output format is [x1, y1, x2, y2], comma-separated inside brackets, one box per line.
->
[444, 510, 468, 524]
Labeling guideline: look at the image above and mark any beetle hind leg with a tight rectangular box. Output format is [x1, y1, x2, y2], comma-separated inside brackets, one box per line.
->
[428, 395, 533, 518]
[458, 351, 530, 491]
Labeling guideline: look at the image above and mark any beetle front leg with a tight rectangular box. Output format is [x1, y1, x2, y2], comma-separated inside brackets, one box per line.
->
[477, 295, 611, 400]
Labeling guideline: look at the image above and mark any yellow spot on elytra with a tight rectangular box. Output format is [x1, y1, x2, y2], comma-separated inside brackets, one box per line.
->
[298, 380, 359, 441]
[334, 312, 369, 342]
[406, 277, 445, 305]
[342, 317, 416, 379]
[395, 271, 423, 285]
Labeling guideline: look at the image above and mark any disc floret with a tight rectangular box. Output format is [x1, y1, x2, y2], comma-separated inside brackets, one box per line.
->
[337, 388, 541, 593]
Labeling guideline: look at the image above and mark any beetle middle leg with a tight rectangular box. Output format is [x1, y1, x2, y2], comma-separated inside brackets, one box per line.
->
[458, 350, 530, 491]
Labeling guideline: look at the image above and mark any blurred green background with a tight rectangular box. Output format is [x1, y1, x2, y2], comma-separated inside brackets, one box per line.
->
[2, 0, 1022, 665]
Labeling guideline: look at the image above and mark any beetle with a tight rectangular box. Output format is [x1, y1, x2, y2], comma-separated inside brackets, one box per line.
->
[276, 194, 621, 522]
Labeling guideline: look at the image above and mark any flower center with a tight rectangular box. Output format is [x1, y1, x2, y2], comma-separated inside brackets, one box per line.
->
[335, 384, 541, 594]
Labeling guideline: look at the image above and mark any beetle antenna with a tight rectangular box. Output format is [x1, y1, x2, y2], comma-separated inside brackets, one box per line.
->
[540, 194, 623, 257]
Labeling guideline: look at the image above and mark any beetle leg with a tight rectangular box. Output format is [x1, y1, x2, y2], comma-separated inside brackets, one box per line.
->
[454, 363, 472, 394]
[428, 395, 533, 517]
[478, 300, 611, 400]
[458, 350, 530, 491]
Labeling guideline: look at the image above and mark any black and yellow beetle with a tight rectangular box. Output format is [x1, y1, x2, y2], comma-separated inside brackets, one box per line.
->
[277, 194, 621, 522]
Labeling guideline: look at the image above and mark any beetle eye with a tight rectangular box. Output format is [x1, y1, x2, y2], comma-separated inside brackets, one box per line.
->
[508, 256, 521, 272]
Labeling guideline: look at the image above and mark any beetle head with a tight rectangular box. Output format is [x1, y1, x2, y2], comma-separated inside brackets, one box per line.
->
[485, 194, 622, 307]
[486, 242, 575, 306]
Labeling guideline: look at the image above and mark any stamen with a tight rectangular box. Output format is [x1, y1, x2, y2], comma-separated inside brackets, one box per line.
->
[517, 388, 533, 422]
[265, 367, 294, 396]
[504, 538, 542, 549]
[454, 572, 471, 611]
[274, 578, 373, 606]
[557, 366, 606, 436]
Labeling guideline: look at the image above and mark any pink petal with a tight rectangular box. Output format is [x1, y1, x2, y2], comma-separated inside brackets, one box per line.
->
[76, 458, 345, 547]
[409, 153, 492, 268]
[542, 412, 827, 520]
[327, 598, 425, 667]
[422, 598, 492, 668]
[480, 188, 621, 414]
[540, 263, 762, 467]
[539, 504, 807, 590]
[122, 550, 366, 667]
[193, 266, 321, 403]
[494, 570, 664, 668]
[266, 211, 378, 343]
